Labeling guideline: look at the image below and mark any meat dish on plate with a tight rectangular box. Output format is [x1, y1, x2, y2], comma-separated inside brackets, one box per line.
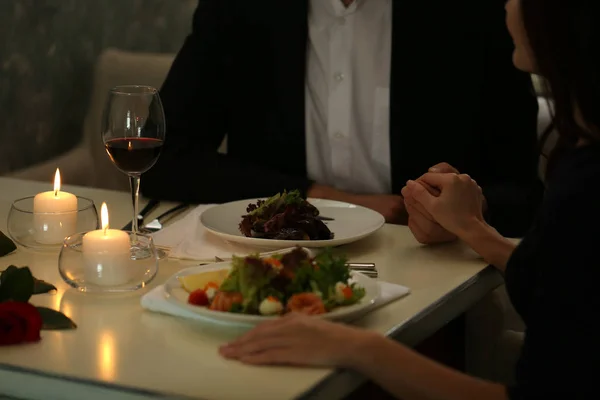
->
[238, 190, 334, 240]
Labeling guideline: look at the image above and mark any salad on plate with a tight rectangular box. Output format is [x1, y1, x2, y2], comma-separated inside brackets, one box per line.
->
[238, 190, 334, 241]
[181, 247, 365, 316]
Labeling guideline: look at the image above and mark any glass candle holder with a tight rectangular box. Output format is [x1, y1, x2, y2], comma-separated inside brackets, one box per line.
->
[7, 196, 100, 251]
[58, 231, 158, 293]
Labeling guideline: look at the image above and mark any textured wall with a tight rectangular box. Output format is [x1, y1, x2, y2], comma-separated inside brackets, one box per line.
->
[0, 0, 195, 174]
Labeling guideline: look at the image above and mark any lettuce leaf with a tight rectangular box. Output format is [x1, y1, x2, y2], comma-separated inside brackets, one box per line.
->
[310, 249, 350, 301]
[218, 255, 279, 314]
[248, 190, 304, 218]
[217, 247, 363, 314]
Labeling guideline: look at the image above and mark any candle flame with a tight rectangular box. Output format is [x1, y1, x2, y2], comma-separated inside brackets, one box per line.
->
[101, 202, 109, 233]
[53, 168, 61, 196]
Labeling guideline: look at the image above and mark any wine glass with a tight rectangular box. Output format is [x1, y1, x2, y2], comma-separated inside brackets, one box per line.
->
[102, 85, 165, 259]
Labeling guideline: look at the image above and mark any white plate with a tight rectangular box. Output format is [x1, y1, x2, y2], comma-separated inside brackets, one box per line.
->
[200, 198, 385, 249]
[163, 262, 381, 327]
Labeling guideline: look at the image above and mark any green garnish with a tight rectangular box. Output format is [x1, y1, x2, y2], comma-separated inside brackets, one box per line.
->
[248, 190, 304, 217]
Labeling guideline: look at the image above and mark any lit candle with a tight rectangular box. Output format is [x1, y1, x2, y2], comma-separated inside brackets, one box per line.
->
[33, 168, 78, 244]
[83, 203, 132, 286]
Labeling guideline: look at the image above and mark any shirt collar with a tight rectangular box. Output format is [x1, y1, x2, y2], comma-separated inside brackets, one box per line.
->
[330, 0, 360, 17]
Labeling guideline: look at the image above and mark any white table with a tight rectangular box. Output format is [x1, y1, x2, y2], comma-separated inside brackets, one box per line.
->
[0, 177, 502, 400]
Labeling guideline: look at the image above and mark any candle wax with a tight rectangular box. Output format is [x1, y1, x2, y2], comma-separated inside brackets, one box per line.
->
[33, 190, 78, 244]
[82, 229, 132, 286]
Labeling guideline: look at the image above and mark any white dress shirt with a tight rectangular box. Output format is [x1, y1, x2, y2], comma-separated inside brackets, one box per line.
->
[305, 0, 392, 194]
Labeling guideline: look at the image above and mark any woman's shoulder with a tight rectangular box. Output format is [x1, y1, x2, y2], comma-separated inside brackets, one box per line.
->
[508, 143, 600, 288]
[545, 143, 600, 209]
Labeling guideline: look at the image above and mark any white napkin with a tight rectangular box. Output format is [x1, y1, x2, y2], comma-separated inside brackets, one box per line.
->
[141, 281, 410, 323]
[152, 204, 261, 261]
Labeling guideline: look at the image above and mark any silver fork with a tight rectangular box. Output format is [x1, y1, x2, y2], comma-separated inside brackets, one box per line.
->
[213, 257, 378, 278]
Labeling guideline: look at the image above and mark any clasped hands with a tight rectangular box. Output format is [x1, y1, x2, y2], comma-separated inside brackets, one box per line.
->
[307, 162, 487, 244]
[401, 162, 487, 244]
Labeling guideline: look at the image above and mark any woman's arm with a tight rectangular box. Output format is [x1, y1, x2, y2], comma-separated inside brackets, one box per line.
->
[350, 333, 508, 400]
[222, 311, 510, 399]
[404, 177, 517, 272]
[456, 218, 517, 273]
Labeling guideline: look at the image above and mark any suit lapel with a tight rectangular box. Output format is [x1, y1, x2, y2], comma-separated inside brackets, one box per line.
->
[389, 0, 406, 193]
[267, 0, 309, 175]
[389, 0, 482, 193]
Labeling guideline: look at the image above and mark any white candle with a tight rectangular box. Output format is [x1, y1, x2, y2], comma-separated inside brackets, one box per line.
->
[83, 202, 132, 286]
[33, 169, 78, 244]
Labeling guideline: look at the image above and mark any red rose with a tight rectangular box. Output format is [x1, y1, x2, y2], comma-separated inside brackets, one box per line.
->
[0, 301, 42, 346]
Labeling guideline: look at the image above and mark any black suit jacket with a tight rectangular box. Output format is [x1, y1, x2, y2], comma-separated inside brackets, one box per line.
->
[144, 0, 543, 237]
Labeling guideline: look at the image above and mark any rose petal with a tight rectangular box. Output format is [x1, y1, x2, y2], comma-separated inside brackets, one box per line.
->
[0, 309, 26, 346]
[0, 301, 42, 345]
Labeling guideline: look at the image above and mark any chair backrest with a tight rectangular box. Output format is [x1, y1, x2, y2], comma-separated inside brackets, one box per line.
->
[83, 48, 175, 191]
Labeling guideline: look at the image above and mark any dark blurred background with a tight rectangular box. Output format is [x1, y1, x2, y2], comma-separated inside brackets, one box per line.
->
[0, 0, 195, 175]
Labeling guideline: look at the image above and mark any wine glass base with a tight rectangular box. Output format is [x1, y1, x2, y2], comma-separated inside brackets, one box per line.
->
[130, 241, 169, 260]
[136, 229, 169, 260]
[130, 245, 154, 260]
[155, 248, 169, 260]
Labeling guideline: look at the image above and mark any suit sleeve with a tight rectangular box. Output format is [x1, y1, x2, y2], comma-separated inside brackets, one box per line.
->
[142, 0, 313, 204]
[478, 0, 544, 238]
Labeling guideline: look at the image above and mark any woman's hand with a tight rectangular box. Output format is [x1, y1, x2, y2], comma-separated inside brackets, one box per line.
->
[404, 173, 485, 238]
[219, 313, 374, 367]
[222, 312, 508, 400]
[402, 163, 459, 244]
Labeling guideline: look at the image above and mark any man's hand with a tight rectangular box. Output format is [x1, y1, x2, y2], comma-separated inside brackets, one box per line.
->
[427, 162, 459, 174]
[307, 184, 408, 224]
[402, 163, 459, 245]
[352, 194, 407, 224]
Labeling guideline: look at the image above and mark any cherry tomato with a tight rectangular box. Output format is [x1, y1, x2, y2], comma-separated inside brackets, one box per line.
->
[188, 289, 209, 306]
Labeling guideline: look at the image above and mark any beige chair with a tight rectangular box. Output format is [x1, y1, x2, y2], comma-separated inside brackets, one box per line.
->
[8, 48, 176, 192]
[466, 286, 525, 384]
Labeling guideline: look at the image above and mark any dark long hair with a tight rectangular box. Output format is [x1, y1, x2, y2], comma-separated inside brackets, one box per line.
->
[520, 0, 600, 173]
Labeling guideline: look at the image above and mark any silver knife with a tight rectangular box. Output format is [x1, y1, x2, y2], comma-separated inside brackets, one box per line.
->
[143, 204, 190, 232]
[346, 262, 376, 271]
[317, 216, 335, 221]
[212, 256, 376, 272]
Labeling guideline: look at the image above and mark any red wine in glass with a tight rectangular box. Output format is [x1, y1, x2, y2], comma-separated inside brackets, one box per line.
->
[102, 85, 166, 260]
[104, 137, 163, 174]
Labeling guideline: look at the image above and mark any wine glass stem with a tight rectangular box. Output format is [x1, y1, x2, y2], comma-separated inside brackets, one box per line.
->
[129, 174, 141, 235]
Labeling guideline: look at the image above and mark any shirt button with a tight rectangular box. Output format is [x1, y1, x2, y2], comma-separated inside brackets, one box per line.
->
[334, 72, 345, 82]
[338, 17, 346, 26]
[333, 131, 344, 139]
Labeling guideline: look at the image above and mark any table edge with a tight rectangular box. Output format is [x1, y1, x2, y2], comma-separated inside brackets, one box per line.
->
[0, 363, 198, 400]
[296, 265, 504, 400]
[0, 266, 503, 400]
